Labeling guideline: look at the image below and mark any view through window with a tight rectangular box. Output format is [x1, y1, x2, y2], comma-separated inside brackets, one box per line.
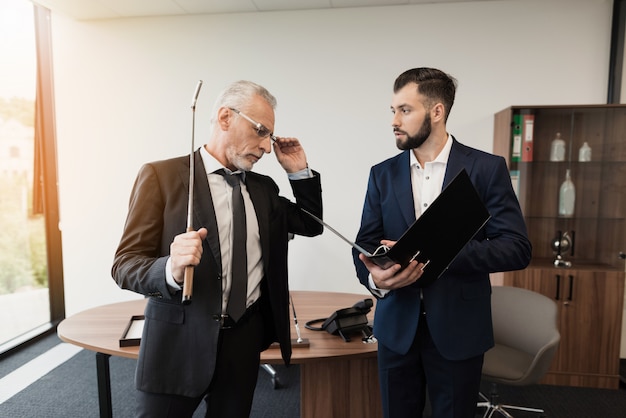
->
[0, 0, 50, 346]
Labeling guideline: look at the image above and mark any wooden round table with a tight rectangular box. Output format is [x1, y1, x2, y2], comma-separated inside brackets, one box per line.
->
[58, 290, 381, 418]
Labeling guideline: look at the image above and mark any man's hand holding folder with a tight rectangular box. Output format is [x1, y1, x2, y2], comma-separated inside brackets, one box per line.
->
[358, 239, 428, 290]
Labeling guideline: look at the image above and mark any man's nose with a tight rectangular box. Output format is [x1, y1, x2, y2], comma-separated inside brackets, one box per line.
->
[391, 113, 402, 128]
[260, 136, 272, 153]
[391, 113, 401, 127]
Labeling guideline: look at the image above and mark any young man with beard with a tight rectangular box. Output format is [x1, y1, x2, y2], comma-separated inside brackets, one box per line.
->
[352, 68, 531, 418]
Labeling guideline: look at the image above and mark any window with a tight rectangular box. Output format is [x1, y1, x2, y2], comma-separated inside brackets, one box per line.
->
[0, 0, 64, 354]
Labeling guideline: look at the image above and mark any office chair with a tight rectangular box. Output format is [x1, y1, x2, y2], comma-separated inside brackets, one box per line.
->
[261, 364, 281, 389]
[477, 285, 560, 418]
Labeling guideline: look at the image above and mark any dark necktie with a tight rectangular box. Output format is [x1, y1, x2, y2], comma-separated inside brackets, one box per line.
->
[219, 170, 247, 321]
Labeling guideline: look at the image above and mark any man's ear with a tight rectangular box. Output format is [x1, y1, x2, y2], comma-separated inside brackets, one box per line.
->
[431, 102, 446, 123]
[217, 107, 231, 131]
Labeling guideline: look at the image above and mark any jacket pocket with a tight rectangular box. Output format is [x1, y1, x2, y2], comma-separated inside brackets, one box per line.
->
[144, 299, 184, 324]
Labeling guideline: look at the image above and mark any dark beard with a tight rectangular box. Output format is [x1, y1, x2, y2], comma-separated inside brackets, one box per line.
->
[396, 114, 431, 150]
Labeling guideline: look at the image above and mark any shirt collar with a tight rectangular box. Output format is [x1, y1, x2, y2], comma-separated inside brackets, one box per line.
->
[409, 134, 453, 167]
[200, 145, 221, 173]
[199, 145, 246, 179]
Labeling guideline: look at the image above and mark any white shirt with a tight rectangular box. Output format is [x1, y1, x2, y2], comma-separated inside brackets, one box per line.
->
[166, 146, 263, 312]
[409, 134, 452, 218]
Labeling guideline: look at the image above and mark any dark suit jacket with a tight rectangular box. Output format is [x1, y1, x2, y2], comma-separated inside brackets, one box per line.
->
[353, 138, 531, 360]
[112, 149, 323, 397]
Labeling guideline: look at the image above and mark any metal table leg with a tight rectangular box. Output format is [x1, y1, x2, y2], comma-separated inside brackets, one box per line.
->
[95, 352, 112, 418]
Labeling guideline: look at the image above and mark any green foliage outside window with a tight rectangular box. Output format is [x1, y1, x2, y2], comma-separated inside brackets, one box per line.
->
[0, 98, 47, 295]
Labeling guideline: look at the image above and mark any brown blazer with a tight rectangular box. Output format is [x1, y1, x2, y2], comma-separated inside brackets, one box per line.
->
[111, 149, 323, 397]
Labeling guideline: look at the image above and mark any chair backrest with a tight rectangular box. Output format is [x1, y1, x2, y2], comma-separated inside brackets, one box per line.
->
[490, 285, 560, 384]
[491, 286, 559, 354]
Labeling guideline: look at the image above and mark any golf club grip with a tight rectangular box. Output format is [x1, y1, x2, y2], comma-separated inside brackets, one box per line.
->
[181, 225, 195, 304]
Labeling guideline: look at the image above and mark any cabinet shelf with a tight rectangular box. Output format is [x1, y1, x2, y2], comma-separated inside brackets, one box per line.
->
[512, 160, 626, 166]
[525, 215, 625, 222]
[529, 258, 624, 272]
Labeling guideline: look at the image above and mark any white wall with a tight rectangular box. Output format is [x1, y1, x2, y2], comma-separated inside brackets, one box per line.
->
[48, 0, 613, 315]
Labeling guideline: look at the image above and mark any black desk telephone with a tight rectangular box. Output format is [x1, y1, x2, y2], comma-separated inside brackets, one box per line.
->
[305, 298, 375, 343]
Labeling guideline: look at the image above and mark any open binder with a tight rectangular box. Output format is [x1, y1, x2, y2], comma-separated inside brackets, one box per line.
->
[303, 169, 490, 287]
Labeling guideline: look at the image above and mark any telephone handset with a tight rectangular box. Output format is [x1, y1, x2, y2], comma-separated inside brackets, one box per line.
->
[305, 298, 376, 343]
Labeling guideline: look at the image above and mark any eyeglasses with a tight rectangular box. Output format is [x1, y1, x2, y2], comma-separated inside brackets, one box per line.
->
[229, 107, 277, 143]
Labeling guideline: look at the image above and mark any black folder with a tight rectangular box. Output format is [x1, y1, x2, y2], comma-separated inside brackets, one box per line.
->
[366, 169, 490, 286]
[302, 169, 490, 288]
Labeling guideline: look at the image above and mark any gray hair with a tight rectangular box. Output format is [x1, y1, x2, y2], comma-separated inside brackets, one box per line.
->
[210, 80, 277, 126]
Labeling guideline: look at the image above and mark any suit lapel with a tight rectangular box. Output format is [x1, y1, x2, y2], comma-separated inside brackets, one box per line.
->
[444, 137, 475, 187]
[246, 174, 271, 275]
[392, 151, 416, 228]
[178, 150, 223, 276]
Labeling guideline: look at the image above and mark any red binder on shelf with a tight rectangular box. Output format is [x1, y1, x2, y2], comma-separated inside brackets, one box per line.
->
[522, 114, 534, 162]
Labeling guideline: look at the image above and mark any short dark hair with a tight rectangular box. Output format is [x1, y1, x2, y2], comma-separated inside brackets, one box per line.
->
[393, 68, 457, 122]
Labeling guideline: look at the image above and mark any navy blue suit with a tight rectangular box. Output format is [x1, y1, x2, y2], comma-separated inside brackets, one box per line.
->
[353, 138, 531, 417]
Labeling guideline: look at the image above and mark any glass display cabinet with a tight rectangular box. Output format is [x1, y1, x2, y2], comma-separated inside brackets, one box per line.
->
[493, 105, 626, 389]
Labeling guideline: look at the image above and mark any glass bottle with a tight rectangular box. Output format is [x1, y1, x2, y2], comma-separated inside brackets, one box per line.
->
[578, 142, 592, 162]
[550, 133, 566, 161]
[558, 169, 575, 217]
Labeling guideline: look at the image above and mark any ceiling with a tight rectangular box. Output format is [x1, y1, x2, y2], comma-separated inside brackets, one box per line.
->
[31, 0, 500, 21]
